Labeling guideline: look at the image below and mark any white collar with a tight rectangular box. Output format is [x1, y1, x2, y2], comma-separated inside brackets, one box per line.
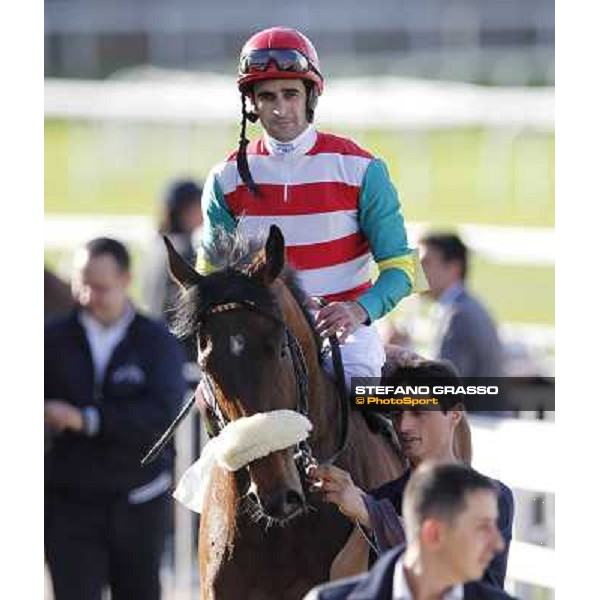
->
[78, 303, 136, 384]
[79, 303, 135, 335]
[263, 125, 317, 158]
[393, 560, 463, 600]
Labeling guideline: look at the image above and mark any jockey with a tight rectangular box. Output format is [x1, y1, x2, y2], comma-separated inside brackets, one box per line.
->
[198, 26, 422, 387]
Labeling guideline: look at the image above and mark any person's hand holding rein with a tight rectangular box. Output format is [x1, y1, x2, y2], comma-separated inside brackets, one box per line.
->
[307, 464, 372, 528]
[315, 301, 368, 343]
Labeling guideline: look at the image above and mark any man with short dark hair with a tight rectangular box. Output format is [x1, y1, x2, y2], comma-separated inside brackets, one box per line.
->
[305, 462, 516, 600]
[309, 360, 513, 589]
[45, 237, 187, 600]
[420, 233, 504, 379]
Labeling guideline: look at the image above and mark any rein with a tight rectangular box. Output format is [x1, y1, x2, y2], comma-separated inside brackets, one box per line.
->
[141, 298, 350, 486]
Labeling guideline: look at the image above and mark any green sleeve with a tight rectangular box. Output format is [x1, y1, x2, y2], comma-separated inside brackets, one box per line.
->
[356, 159, 416, 322]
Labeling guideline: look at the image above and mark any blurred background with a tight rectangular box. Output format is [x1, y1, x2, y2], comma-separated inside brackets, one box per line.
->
[44, 1, 554, 598]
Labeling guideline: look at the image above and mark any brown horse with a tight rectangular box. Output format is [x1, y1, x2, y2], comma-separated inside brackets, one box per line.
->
[165, 225, 412, 599]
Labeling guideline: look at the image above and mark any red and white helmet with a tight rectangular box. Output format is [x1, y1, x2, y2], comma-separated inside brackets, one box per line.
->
[235, 27, 324, 196]
[237, 27, 324, 95]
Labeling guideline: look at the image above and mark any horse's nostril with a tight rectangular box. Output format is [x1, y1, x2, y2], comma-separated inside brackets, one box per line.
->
[261, 489, 305, 518]
[247, 491, 260, 505]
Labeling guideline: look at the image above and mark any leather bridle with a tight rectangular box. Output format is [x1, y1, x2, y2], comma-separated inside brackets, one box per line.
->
[141, 298, 349, 495]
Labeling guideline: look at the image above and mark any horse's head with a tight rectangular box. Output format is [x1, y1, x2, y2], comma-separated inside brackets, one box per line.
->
[166, 225, 312, 522]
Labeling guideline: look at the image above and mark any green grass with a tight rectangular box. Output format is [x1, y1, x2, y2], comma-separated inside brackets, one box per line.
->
[45, 120, 240, 217]
[44, 119, 555, 325]
[469, 258, 554, 325]
[45, 120, 554, 226]
[346, 126, 554, 227]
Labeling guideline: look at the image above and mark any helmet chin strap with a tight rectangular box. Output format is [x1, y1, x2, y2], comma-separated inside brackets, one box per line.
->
[305, 81, 318, 123]
[236, 92, 260, 197]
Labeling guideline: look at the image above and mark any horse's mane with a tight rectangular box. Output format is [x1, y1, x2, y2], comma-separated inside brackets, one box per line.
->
[171, 226, 322, 357]
[280, 266, 324, 359]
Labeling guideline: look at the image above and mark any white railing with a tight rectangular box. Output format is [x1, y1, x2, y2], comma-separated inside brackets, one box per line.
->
[44, 76, 554, 131]
[470, 415, 555, 592]
[43, 214, 554, 267]
[470, 415, 556, 494]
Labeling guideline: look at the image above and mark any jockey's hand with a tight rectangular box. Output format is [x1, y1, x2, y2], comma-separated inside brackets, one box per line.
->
[315, 301, 368, 343]
[44, 400, 84, 433]
[307, 464, 371, 528]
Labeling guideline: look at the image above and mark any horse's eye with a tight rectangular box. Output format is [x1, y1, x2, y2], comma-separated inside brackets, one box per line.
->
[198, 335, 208, 351]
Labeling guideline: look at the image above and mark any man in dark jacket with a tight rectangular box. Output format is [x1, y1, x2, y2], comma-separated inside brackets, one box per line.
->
[309, 360, 513, 589]
[45, 237, 186, 600]
[305, 463, 516, 600]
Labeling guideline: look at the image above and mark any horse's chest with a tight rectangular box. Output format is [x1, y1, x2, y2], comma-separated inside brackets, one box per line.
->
[205, 504, 352, 600]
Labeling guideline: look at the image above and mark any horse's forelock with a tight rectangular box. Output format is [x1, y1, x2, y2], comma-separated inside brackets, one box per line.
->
[202, 225, 266, 272]
[172, 227, 320, 354]
[169, 270, 278, 342]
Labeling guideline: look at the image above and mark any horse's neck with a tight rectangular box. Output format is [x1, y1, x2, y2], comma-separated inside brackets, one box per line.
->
[306, 362, 341, 459]
[280, 291, 342, 459]
[280, 289, 406, 490]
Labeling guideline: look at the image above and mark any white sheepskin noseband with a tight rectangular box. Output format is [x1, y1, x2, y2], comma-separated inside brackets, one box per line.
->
[173, 409, 312, 514]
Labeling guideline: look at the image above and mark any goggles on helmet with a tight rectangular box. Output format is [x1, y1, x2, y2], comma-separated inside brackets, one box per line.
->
[239, 48, 320, 78]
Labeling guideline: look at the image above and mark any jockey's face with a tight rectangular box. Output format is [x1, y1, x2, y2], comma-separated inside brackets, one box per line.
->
[72, 251, 131, 326]
[250, 78, 309, 142]
[393, 409, 462, 466]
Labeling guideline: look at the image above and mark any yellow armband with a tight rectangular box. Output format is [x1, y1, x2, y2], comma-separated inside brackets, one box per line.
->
[376, 249, 429, 293]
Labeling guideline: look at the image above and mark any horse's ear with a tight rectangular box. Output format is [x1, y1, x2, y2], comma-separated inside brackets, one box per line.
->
[163, 235, 203, 289]
[251, 225, 285, 285]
